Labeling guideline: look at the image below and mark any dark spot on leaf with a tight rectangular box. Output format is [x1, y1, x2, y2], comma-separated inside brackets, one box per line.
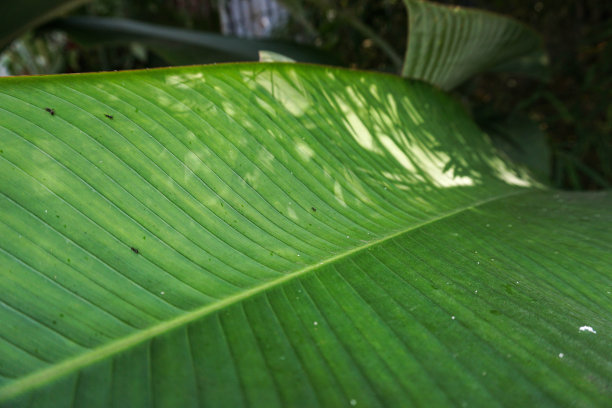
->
[60, 313, 64, 318]
[52, 320, 57, 325]
[131, 247, 139, 254]
[45, 107, 55, 116]
[104, 114, 114, 119]
[311, 207, 317, 212]
[489, 309, 501, 315]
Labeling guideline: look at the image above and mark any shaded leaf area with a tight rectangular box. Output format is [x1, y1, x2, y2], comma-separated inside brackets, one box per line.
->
[49, 16, 336, 66]
[0, 64, 609, 406]
[0, 0, 92, 51]
[402, 0, 549, 89]
[478, 112, 551, 180]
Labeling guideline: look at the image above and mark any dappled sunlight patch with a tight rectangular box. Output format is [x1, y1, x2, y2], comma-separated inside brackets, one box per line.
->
[380, 135, 419, 172]
[252, 69, 311, 116]
[243, 150, 274, 188]
[400, 96, 425, 125]
[489, 156, 535, 187]
[340, 167, 374, 206]
[377, 130, 477, 188]
[222, 143, 240, 168]
[385, 93, 402, 125]
[294, 140, 315, 162]
[94, 84, 121, 103]
[337, 98, 381, 154]
[381, 171, 421, 192]
[333, 180, 347, 207]
[164, 72, 204, 87]
[220, 100, 236, 117]
[253, 96, 276, 117]
[414, 146, 476, 187]
[285, 203, 298, 221]
[151, 90, 192, 116]
[368, 83, 382, 103]
[182, 151, 206, 185]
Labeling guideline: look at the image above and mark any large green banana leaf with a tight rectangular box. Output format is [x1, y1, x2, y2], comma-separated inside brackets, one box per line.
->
[402, 0, 550, 89]
[0, 63, 610, 407]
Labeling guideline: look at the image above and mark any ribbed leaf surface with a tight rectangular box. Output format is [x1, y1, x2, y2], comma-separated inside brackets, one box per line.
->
[402, 0, 548, 89]
[0, 63, 610, 407]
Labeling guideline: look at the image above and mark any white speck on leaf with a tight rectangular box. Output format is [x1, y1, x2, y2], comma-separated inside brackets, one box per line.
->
[313, 321, 318, 326]
[579, 326, 596, 334]
[350, 399, 357, 406]
[558, 353, 564, 358]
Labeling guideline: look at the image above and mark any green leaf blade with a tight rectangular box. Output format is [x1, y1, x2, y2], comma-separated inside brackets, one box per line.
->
[0, 64, 609, 406]
[402, 0, 549, 89]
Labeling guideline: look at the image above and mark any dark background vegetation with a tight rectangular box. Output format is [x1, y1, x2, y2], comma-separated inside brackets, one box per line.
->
[3, 0, 610, 190]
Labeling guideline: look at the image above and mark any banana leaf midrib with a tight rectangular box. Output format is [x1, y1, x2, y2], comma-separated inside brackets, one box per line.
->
[0, 188, 533, 401]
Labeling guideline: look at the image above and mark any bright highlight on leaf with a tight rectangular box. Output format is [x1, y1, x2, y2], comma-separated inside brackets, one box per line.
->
[0, 63, 610, 407]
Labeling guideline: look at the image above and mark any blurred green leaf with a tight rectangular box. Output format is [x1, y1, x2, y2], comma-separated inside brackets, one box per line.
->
[488, 48, 551, 82]
[480, 112, 551, 180]
[402, 0, 549, 89]
[51, 16, 337, 66]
